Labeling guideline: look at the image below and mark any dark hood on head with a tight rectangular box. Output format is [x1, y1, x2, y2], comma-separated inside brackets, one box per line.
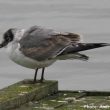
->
[0, 28, 14, 48]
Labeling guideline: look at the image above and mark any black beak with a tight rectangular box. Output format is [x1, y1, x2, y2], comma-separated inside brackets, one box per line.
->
[0, 41, 8, 48]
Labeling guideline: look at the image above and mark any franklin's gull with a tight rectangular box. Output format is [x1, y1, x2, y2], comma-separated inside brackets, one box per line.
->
[0, 26, 109, 83]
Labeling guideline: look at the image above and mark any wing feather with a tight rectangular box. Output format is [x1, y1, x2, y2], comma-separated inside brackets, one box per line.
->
[19, 26, 81, 61]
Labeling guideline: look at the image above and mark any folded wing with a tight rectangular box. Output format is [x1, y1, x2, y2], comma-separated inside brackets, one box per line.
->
[19, 26, 81, 61]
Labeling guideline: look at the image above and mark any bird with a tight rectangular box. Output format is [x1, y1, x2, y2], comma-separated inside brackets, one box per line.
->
[0, 25, 109, 83]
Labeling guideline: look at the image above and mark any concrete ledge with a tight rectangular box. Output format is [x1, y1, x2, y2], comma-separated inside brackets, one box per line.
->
[0, 80, 58, 110]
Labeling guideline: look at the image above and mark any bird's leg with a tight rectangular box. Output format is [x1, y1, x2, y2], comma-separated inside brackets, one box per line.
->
[40, 67, 45, 82]
[33, 68, 38, 83]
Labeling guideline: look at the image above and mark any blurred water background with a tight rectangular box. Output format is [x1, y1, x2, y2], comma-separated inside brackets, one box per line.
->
[0, 0, 110, 91]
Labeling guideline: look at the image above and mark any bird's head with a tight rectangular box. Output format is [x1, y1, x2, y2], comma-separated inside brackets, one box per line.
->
[0, 28, 16, 48]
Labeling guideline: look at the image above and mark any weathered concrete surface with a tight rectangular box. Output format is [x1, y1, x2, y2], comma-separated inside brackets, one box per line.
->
[16, 91, 110, 110]
[1, 80, 110, 110]
[0, 80, 58, 110]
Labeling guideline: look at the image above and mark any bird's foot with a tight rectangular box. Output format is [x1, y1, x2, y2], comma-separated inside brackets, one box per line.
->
[39, 78, 45, 83]
[32, 79, 45, 84]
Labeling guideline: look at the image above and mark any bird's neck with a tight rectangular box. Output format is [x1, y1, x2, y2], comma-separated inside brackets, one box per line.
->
[14, 29, 26, 41]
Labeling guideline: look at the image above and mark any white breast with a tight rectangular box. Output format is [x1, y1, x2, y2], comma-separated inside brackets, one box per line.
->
[6, 42, 56, 69]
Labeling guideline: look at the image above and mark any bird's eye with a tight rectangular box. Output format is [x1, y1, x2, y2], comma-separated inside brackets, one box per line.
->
[6, 37, 11, 41]
[4, 33, 11, 41]
[7, 34, 10, 37]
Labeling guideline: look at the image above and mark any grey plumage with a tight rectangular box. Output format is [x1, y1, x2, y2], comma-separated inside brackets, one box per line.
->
[0, 25, 109, 83]
[19, 26, 81, 61]
[19, 26, 109, 62]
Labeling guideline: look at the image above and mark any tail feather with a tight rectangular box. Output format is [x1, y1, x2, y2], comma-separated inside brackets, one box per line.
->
[61, 43, 110, 54]
[56, 53, 89, 61]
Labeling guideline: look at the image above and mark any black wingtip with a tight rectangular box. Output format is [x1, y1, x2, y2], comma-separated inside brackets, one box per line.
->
[92, 43, 110, 49]
[68, 43, 110, 53]
[82, 43, 110, 51]
[58, 42, 110, 55]
[98, 43, 110, 47]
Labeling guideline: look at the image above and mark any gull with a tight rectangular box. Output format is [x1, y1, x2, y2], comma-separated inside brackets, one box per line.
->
[0, 26, 109, 83]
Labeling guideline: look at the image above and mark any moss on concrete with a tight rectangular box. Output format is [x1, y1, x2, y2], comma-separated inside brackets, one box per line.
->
[16, 91, 110, 110]
[0, 80, 58, 110]
[1, 80, 110, 110]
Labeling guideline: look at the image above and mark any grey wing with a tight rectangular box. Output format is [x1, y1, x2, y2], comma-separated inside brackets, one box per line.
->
[19, 26, 81, 61]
